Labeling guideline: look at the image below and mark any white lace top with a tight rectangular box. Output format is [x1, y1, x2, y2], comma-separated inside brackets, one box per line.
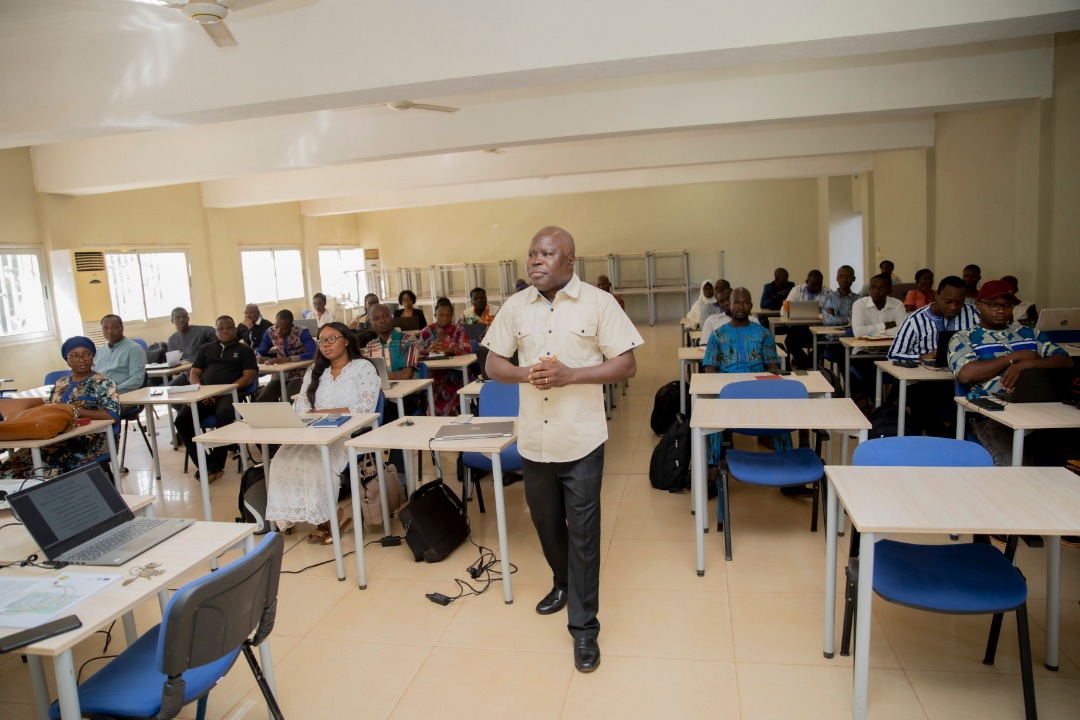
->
[292, 359, 380, 415]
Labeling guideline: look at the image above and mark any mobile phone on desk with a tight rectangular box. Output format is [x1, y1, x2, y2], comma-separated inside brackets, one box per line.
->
[968, 396, 1005, 412]
[0, 615, 82, 653]
[795, 370, 808, 376]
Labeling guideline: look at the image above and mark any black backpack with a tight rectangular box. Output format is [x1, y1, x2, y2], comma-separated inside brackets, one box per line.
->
[649, 412, 691, 492]
[650, 380, 685, 436]
[867, 405, 922, 439]
[397, 479, 470, 562]
[236, 463, 268, 534]
[145, 341, 167, 365]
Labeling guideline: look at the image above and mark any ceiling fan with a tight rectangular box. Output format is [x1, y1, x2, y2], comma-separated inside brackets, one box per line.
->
[387, 101, 460, 113]
[125, 0, 281, 47]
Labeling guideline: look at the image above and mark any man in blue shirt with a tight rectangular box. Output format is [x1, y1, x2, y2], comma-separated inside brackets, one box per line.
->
[94, 314, 146, 393]
[820, 266, 860, 326]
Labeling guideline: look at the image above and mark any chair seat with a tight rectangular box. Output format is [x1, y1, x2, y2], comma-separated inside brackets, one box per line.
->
[462, 445, 523, 473]
[49, 623, 240, 719]
[874, 540, 1028, 614]
[726, 447, 823, 486]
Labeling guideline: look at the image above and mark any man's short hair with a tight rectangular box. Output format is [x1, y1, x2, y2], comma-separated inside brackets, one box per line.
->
[100, 314, 122, 325]
[276, 309, 294, 322]
[714, 279, 732, 292]
[470, 287, 486, 298]
[170, 307, 188, 319]
[871, 273, 893, 289]
[216, 315, 234, 325]
[435, 297, 453, 308]
[963, 264, 981, 274]
[807, 269, 824, 281]
[312, 293, 326, 302]
[879, 260, 894, 269]
[937, 275, 966, 293]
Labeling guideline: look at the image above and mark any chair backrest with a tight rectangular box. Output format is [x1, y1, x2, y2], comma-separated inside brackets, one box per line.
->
[853, 436, 993, 467]
[44, 369, 72, 386]
[132, 337, 149, 352]
[416, 361, 429, 380]
[719, 379, 807, 436]
[157, 532, 284, 676]
[477, 380, 520, 417]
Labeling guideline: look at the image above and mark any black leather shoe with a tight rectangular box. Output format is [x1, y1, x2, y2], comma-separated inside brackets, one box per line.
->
[574, 638, 600, 672]
[535, 586, 568, 615]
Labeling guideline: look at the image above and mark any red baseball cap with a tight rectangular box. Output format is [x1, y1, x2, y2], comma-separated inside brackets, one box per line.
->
[976, 280, 1019, 303]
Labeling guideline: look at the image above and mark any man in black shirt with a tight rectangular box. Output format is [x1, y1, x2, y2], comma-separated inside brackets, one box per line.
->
[174, 315, 258, 483]
[237, 303, 272, 347]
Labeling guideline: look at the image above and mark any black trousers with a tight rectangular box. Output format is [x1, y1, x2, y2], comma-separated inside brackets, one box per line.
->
[174, 395, 236, 473]
[522, 444, 605, 640]
[785, 325, 813, 370]
[255, 377, 303, 403]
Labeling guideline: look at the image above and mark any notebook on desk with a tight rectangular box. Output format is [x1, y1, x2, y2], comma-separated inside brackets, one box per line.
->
[8, 464, 193, 566]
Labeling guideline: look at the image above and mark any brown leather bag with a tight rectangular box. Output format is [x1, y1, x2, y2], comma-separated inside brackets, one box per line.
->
[0, 403, 77, 441]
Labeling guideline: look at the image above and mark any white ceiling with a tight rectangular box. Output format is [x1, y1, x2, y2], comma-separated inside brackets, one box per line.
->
[3, 0, 1079, 213]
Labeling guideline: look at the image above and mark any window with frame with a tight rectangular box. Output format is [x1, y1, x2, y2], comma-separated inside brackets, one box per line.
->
[241, 249, 303, 305]
[318, 248, 366, 303]
[0, 249, 52, 342]
[105, 251, 192, 322]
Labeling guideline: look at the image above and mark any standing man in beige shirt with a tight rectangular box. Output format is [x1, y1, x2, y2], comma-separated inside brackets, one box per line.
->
[483, 226, 642, 673]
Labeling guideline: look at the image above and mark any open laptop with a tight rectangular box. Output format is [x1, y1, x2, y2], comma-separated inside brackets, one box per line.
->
[295, 318, 319, 336]
[367, 356, 397, 392]
[8, 464, 193, 566]
[994, 366, 1079, 404]
[463, 323, 487, 346]
[1035, 307, 1080, 334]
[391, 316, 422, 332]
[432, 421, 515, 440]
[788, 301, 820, 321]
[234, 402, 317, 428]
[925, 330, 958, 368]
[474, 346, 518, 380]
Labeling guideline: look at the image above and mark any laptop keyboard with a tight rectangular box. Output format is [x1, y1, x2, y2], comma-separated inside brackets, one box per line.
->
[64, 518, 169, 562]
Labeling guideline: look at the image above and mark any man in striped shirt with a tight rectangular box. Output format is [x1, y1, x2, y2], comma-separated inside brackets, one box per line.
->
[887, 276, 978, 362]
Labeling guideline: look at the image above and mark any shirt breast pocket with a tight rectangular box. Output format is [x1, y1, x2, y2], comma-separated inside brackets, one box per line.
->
[514, 327, 537, 363]
[566, 323, 599, 363]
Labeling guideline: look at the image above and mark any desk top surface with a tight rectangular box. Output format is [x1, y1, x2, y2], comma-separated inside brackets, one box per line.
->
[811, 325, 848, 335]
[9, 385, 52, 400]
[193, 412, 379, 445]
[750, 309, 781, 317]
[955, 397, 1080, 430]
[459, 380, 486, 398]
[0, 418, 115, 451]
[874, 360, 954, 382]
[826, 465, 1080, 535]
[384, 378, 434, 399]
[346, 415, 516, 453]
[257, 359, 314, 374]
[120, 384, 237, 406]
[840, 336, 895, 348]
[0, 521, 254, 655]
[144, 361, 192, 378]
[690, 371, 833, 396]
[423, 353, 477, 369]
[0, 494, 155, 563]
[690, 397, 870, 431]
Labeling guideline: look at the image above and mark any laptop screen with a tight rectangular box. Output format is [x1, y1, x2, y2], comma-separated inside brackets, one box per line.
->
[8, 464, 132, 559]
[933, 330, 958, 367]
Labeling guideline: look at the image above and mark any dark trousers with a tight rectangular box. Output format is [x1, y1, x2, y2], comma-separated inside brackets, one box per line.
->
[785, 325, 813, 370]
[175, 395, 236, 473]
[256, 377, 303, 403]
[522, 444, 605, 640]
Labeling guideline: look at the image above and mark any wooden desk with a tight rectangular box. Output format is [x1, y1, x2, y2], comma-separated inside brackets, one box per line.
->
[838, 337, 893, 398]
[687, 329, 702, 346]
[0, 419, 120, 487]
[873, 360, 954, 435]
[385, 378, 435, 418]
[1060, 342, 1080, 357]
[689, 398, 870, 567]
[824, 465, 1080, 719]
[144, 361, 192, 380]
[423, 353, 476, 389]
[750, 309, 781, 318]
[258, 359, 314, 401]
[0, 521, 262, 720]
[678, 344, 790, 414]
[458, 379, 486, 415]
[680, 317, 699, 347]
[118, 384, 239, 480]
[955, 398, 1080, 467]
[689, 370, 834, 398]
[10, 385, 53, 400]
[810, 324, 847, 370]
[193, 413, 379, 584]
[345, 416, 518, 603]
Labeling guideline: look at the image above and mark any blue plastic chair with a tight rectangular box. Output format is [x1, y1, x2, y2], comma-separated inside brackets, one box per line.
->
[132, 337, 149, 352]
[839, 437, 1035, 719]
[461, 381, 522, 514]
[717, 379, 824, 560]
[44, 369, 71, 386]
[48, 533, 285, 720]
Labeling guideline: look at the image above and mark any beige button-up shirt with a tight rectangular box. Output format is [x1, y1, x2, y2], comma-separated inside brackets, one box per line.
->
[483, 274, 644, 463]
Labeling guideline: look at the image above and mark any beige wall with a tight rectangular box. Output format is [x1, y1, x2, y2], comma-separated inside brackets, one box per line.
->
[1048, 32, 1080, 308]
[870, 149, 930, 279]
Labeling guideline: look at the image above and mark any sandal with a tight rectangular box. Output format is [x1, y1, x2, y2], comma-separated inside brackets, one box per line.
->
[321, 509, 354, 545]
[306, 525, 330, 544]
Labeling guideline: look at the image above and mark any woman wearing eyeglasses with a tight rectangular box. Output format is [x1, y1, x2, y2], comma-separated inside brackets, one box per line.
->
[419, 301, 474, 416]
[264, 322, 381, 544]
[0, 336, 120, 478]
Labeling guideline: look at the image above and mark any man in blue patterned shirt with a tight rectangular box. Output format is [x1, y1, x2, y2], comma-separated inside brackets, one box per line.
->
[948, 279, 1071, 465]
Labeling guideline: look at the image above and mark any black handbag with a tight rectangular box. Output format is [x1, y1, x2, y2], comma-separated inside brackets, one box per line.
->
[397, 479, 469, 563]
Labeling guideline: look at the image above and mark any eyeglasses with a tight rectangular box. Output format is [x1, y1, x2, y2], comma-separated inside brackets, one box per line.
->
[67, 352, 94, 361]
[978, 301, 1016, 311]
[315, 335, 344, 347]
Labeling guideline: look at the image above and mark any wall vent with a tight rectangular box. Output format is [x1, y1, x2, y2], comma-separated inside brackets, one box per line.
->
[73, 251, 106, 272]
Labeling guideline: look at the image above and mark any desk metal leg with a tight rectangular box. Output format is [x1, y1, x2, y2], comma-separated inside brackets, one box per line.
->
[852, 532, 875, 720]
[956, 405, 966, 440]
[195, 438, 218, 570]
[348, 451, 368, 589]
[459, 387, 469, 415]
[679, 360, 688, 415]
[1011, 428, 1025, 468]
[812, 333, 819, 370]
[427, 387, 441, 480]
[874, 367, 882, 407]
[277, 370, 288, 402]
[31, 447, 43, 474]
[54, 650, 81, 720]
[896, 380, 908, 437]
[104, 428, 121, 489]
[824, 478, 838, 658]
[146, 407, 162, 480]
[844, 346, 853, 398]
[1046, 536, 1061, 670]
[27, 654, 50, 720]
[122, 611, 138, 645]
[490, 452, 514, 603]
[321, 446, 346, 581]
[692, 426, 705, 575]
[375, 451, 393, 532]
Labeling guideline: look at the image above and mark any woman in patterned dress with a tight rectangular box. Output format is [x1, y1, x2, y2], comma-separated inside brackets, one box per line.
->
[418, 303, 473, 416]
[264, 322, 381, 542]
[0, 336, 120, 478]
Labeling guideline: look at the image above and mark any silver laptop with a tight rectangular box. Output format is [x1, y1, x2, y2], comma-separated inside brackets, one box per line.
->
[234, 402, 316, 428]
[432, 421, 515, 440]
[8, 464, 193, 566]
[367, 356, 397, 392]
[295, 318, 319, 335]
[788, 301, 820, 320]
[1035, 307, 1080, 334]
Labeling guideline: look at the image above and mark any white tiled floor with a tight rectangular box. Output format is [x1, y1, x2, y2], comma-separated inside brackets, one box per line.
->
[3, 322, 1079, 719]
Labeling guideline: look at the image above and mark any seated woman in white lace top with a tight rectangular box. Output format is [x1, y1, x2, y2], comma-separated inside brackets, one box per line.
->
[265, 322, 381, 542]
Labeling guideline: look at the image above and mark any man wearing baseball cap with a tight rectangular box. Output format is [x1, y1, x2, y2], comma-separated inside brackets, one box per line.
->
[947, 279, 1072, 465]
